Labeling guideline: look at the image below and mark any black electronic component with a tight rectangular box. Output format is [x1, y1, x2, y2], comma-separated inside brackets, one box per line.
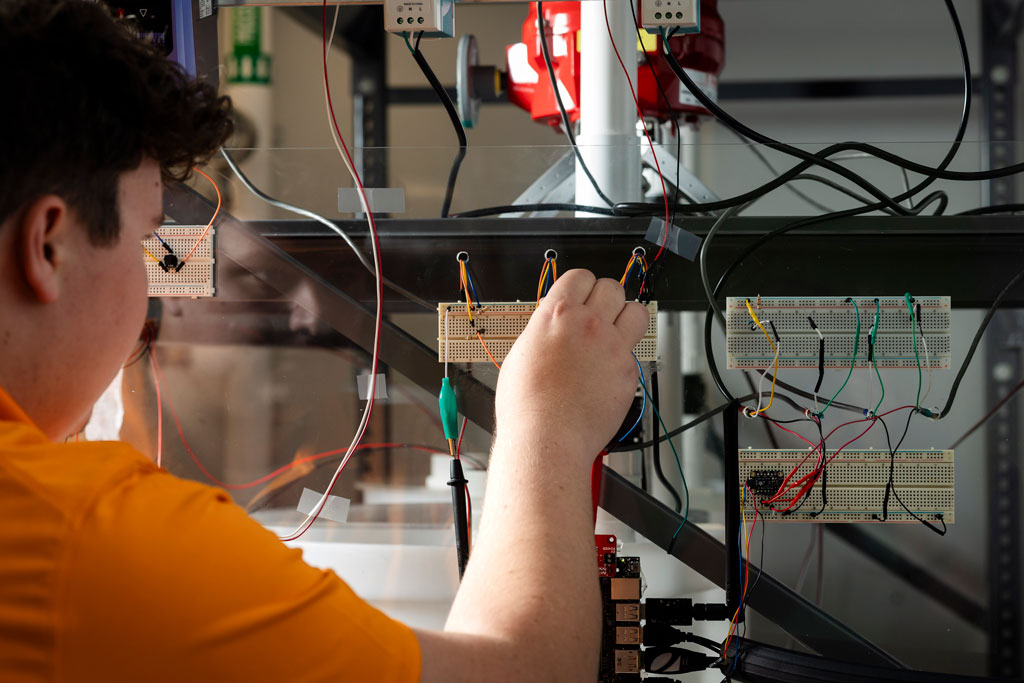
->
[642, 624, 723, 654]
[644, 598, 693, 626]
[644, 647, 717, 675]
[616, 556, 641, 578]
[746, 469, 784, 500]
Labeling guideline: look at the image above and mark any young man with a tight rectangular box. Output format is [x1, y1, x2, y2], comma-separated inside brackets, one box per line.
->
[0, 1, 649, 681]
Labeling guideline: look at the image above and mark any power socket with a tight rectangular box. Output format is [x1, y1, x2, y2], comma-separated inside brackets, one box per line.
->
[641, 0, 700, 33]
[384, 0, 455, 38]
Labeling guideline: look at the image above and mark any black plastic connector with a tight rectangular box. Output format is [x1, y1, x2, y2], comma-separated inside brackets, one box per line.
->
[644, 598, 692, 626]
[644, 647, 717, 675]
[448, 459, 470, 579]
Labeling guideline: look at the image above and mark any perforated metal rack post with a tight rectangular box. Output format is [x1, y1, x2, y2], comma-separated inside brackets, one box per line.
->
[981, 2, 1023, 676]
[984, 311, 1023, 679]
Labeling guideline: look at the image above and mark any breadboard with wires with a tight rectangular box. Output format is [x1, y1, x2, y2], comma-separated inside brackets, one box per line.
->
[739, 448, 955, 523]
[725, 296, 951, 370]
[143, 225, 215, 298]
[437, 301, 659, 363]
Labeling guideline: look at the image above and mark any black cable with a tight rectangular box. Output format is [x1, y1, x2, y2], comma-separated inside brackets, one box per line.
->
[876, 413, 948, 536]
[661, 1, 975, 195]
[536, 1, 613, 207]
[915, 189, 949, 215]
[949, 376, 1024, 450]
[410, 32, 467, 218]
[660, 39, 907, 215]
[931, 262, 1024, 420]
[733, 128, 836, 214]
[628, 0, 682, 224]
[615, 0, 971, 220]
[651, 372, 683, 513]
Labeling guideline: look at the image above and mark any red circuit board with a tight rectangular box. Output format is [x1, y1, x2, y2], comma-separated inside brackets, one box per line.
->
[596, 534, 618, 577]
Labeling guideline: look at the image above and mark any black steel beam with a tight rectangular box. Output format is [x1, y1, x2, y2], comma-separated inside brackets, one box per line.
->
[724, 637, 997, 683]
[598, 466, 904, 668]
[246, 216, 1024, 310]
[718, 76, 981, 101]
[826, 524, 987, 631]
[385, 77, 980, 107]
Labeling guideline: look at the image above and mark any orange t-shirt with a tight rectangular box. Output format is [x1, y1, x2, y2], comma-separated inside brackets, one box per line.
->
[0, 386, 421, 682]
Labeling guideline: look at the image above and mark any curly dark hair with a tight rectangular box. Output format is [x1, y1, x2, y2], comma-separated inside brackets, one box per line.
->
[0, 0, 233, 246]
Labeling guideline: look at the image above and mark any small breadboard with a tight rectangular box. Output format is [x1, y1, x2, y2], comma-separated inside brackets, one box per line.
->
[726, 296, 950, 370]
[438, 301, 659, 364]
[143, 225, 215, 298]
[740, 448, 955, 523]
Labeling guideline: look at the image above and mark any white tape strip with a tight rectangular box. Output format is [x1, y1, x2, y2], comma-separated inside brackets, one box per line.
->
[357, 373, 389, 401]
[297, 488, 351, 524]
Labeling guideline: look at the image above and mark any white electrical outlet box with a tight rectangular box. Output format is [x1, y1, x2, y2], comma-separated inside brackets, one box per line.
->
[143, 225, 215, 298]
[384, 0, 454, 38]
[725, 296, 951, 370]
[641, 0, 700, 32]
[740, 449, 955, 524]
[438, 301, 659, 364]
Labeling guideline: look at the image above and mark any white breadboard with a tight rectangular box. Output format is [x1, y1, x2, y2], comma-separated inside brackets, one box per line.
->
[725, 296, 950, 370]
[143, 225, 215, 298]
[739, 448, 955, 523]
[437, 301, 659, 364]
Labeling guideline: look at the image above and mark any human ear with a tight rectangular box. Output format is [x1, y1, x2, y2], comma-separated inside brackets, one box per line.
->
[18, 195, 70, 304]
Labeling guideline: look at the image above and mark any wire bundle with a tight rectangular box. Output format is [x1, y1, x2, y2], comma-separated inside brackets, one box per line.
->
[536, 250, 558, 304]
[619, 248, 650, 300]
[403, 30, 467, 218]
[456, 252, 501, 371]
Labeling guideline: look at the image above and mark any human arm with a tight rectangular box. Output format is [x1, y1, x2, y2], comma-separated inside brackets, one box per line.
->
[415, 269, 650, 682]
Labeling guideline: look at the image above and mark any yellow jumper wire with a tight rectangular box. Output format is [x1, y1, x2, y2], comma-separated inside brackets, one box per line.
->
[745, 298, 779, 416]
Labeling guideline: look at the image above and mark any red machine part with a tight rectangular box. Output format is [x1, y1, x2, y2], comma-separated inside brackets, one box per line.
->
[595, 534, 618, 577]
[505, 0, 724, 126]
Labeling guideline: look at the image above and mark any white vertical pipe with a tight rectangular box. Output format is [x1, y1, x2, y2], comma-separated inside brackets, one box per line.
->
[678, 122, 713, 488]
[653, 312, 685, 504]
[576, 0, 642, 211]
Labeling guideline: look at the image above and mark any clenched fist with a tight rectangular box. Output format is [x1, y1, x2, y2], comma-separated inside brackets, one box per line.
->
[494, 270, 650, 463]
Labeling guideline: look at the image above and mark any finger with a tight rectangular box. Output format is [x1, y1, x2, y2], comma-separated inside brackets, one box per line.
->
[614, 301, 650, 347]
[542, 269, 596, 305]
[583, 278, 627, 322]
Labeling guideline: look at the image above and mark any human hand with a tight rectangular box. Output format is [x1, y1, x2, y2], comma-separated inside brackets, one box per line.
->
[494, 269, 650, 462]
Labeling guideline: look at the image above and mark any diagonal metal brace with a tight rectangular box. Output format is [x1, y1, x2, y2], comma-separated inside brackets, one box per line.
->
[163, 181, 496, 433]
